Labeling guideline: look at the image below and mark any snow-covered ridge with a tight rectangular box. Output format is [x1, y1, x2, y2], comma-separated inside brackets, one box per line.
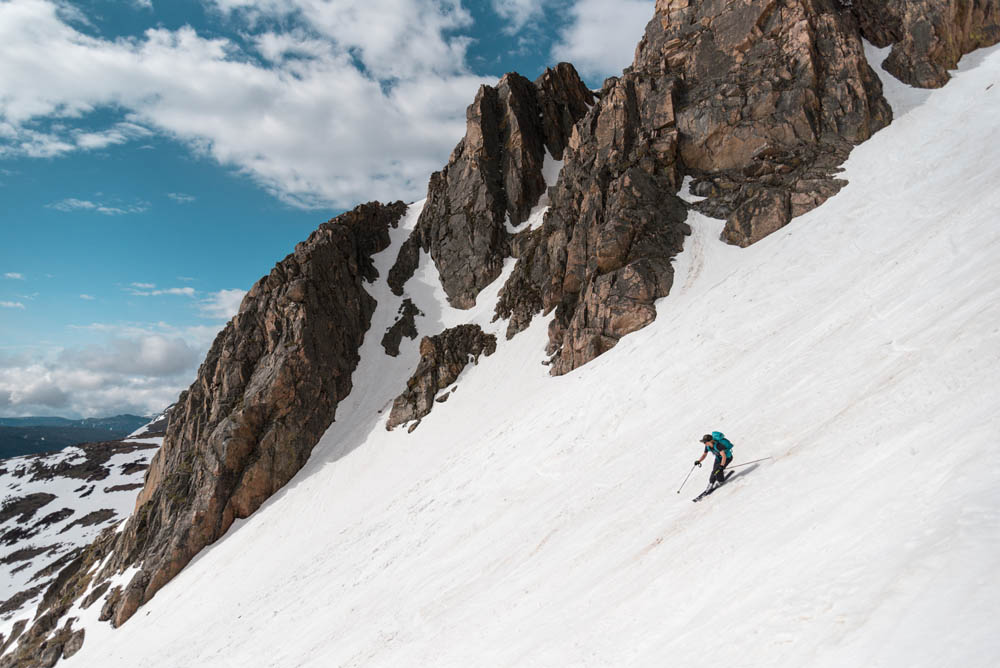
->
[58, 45, 1000, 668]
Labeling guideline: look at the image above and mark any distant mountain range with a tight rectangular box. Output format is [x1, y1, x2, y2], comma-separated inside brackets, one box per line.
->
[0, 415, 151, 460]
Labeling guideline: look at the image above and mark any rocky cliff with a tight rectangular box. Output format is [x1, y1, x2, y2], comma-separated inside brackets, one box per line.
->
[5, 2, 998, 665]
[495, 0, 892, 374]
[1, 201, 406, 667]
[388, 63, 594, 309]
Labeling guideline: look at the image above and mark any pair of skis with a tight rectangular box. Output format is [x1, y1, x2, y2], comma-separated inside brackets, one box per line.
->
[691, 470, 734, 502]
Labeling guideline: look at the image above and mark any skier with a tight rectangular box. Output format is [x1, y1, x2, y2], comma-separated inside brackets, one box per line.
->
[695, 432, 734, 489]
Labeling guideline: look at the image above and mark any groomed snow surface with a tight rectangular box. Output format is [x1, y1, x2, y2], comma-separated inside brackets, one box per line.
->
[63, 46, 1000, 667]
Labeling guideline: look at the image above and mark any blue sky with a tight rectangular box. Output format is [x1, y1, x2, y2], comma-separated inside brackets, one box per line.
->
[0, 0, 653, 418]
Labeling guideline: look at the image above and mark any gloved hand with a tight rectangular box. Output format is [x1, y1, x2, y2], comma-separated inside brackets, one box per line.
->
[694, 460, 701, 467]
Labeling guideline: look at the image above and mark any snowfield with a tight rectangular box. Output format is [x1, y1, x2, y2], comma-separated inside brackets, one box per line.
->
[63, 45, 1000, 667]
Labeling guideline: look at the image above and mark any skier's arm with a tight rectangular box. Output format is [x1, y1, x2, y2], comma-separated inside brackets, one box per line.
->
[721, 451, 728, 466]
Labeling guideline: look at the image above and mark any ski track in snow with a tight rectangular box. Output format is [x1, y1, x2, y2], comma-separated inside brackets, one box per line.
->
[59, 45, 1000, 668]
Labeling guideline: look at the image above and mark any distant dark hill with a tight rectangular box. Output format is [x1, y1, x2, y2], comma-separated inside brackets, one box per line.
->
[0, 415, 150, 459]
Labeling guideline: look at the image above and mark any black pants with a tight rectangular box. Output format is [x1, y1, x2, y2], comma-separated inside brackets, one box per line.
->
[711, 457, 730, 484]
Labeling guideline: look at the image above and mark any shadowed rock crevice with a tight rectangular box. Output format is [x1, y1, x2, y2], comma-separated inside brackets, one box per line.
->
[387, 325, 497, 431]
[388, 63, 594, 308]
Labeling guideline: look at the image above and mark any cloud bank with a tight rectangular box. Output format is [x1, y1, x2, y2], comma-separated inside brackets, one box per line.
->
[0, 0, 655, 210]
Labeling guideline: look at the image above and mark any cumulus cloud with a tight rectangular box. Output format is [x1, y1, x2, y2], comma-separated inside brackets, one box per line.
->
[553, 0, 654, 81]
[199, 288, 247, 320]
[59, 336, 201, 377]
[0, 0, 491, 209]
[48, 198, 150, 215]
[492, 0, 547, 34]
[0, 322, 223, 418]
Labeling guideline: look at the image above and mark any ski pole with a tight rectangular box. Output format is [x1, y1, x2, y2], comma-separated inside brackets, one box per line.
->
[728, 457, 772, 469]
[676, 463, 698, 493]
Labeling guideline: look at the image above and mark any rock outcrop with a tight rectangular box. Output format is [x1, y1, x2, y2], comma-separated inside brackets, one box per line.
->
[386, 325, 497, 430]
[638, 0, 892, 246]
[380, 299, 423, 357]
[854, 0, 1000, 88]
[388, 63, 594, 308]
[494, 0, 894, 374]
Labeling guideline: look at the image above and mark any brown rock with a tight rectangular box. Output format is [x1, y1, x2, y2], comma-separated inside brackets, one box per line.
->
[854, 0, 1000, 88]
[388, 64, 594, 308]
[387, 325, 497, 430]
[722, 186, 791, 247]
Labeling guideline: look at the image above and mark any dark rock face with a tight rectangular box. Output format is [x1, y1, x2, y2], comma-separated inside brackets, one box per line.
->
[388, 64, 594, 308]
[381, 299, 423, 357]
[386, 325, 497, 430]
[854, 0, 1000, 88]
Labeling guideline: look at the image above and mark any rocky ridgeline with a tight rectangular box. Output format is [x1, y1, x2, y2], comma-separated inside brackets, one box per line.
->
[6, 2, 999, 665]
[387, 63, 595, 308]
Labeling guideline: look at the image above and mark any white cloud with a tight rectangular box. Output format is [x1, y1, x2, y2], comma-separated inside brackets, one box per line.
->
[4, 272, 25, 280]
[74, 121, 152, 150]
[1, 301, 26, 309]
[552, 0, 654, 81]
[0, 321, 225, 417]
[0, 0, 492, 209]
[80, 294, 96, 300]
[48, 197, 150, 215]
[167, 192, 196, 204]
[126, 286, 196, 297]
[199, 288, 247, 320]
[492, 0, 547, 34]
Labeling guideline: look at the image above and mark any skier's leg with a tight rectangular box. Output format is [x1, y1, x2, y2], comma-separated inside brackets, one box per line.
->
[711, 458, 724, 485]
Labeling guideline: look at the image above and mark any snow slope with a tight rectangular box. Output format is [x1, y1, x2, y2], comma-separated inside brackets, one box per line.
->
[63, 45, 1000, 667]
